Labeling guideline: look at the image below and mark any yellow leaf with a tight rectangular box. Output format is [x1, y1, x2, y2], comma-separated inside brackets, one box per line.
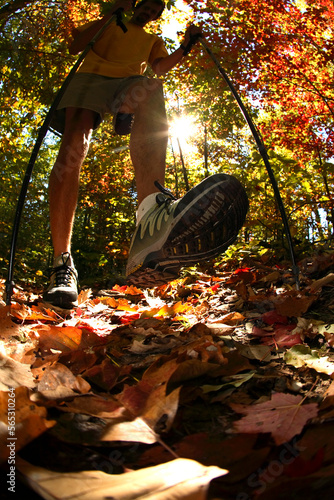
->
[155, 301, 191, 318]
[16, 457, 226, 500]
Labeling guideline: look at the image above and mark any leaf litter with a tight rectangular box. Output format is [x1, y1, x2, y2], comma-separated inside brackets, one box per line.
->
[1, 252, 334, 499]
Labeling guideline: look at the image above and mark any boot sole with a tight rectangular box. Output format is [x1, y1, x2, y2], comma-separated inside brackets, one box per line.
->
[127, 174, 248, 287]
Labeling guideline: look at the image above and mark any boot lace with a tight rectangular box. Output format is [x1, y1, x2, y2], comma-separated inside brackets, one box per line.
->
[50, 263, 77, 287]
[139, 182, 178, 238]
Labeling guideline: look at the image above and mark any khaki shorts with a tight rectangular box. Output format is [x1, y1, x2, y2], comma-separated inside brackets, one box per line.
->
[50, 73, 149, 134]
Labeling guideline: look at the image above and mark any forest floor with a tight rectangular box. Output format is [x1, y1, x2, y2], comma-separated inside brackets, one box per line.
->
[1, 248, 334, 500]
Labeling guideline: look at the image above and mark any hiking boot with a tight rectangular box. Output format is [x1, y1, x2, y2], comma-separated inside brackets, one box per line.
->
[126, 173, 249, 287]
[43, 252, 78, 309]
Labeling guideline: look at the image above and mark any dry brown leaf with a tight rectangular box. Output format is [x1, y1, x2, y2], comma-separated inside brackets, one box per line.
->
[260, 270, 281, 282]
[141, 351, 224, 392]
[16, 457, 227, 500]
[309, 272, 334, 292]
[54, 393, 125, 419]
[206, 322, 235, 335]
[100, 416, 159, 444]
[35, 363, 91, 400]
[0, 351, 36, 391]
[219, 311, 245, 325]
[272, 291, 317, 317]
[117, 377, 181, 433]
[0, 387, 55, 462]
[139, 432, 270, 482]
[81, 358, 126, 390]
[128, 337, 178, 354]
[11, 303, 60, 321]
[0, 305, 22, 339]
[0, 334, 38, 365]
[142, 386, 181, 433]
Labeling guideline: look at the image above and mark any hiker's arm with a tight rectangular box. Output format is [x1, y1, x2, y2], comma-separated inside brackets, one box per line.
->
[69, 0, 133, 55]
[151, 24, 202, 76]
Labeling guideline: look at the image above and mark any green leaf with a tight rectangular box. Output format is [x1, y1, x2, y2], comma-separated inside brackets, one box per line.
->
[200, 371, 255, 394]
[284, 345, 334, 375]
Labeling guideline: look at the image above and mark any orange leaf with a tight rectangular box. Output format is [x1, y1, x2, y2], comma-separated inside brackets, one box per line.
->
[0, 387, 55, 462]
[34, 325, 84, 352]
[154, 301, 192, 318]
[272, 291, 317, 317]
[0, 305, 21, 338]
[100, 296, 138, 312]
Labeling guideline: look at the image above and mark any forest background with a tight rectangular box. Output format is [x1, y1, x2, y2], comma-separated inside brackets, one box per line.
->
[0, 0, 333, 288]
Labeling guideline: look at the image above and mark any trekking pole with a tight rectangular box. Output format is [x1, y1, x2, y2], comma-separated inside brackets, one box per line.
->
[5, 7, 128, 305]
[195, 36, 300, 289]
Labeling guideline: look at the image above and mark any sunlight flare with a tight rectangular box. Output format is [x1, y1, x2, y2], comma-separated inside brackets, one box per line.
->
[169, 114, 200, 153]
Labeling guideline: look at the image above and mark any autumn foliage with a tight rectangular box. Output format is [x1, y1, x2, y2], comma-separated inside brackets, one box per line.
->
[0, 0, 332, 285]
[1, 252, 334, 498]
[1, 2, 334, 498]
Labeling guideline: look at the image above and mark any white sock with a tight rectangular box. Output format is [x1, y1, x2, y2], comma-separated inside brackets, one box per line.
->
[53, 252, 74, 268]
[136, 193, 158, 224]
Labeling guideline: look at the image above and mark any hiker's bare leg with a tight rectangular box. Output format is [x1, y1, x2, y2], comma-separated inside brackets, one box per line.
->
[120, 78, 168, 204]
[49, 107, 95, 257]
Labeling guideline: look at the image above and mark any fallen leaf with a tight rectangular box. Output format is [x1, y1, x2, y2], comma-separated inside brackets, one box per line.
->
[138, 432, 269, 482]
[219, 311, 245, 325]
[117, 377, 181, 435]
[0, 305, 22, 339]
[251, 325, 274, 337]
[82, 358, 128, 390]
[284, 344, 334, 375]
[263, 325, 302, 347]
[36, 363, 91, 400]
[225, 267, 258, 284]
[0, 387, 55, 462]
[142, 385, 181, 434]
[35, 324, 107, 354]
[112, 284, 143, 296]
[235, 344, 272, 362]
[262, 310, 288, 325]
[309, 272, 334, 292]
[231, 392, 318, 445]
[120, 313, 141, 324]
[17, 457, 227, 500]
[147, 301, 192, 319]
[78, 288, 92, 304]
[34, 324, 84, 352]
[0, 351, 35, 390]
[206, 322, 235, 335]
[128, 337, 178, 354]
[201, 371, 255, 394]
[317, 323, 334, 346]
[54, 393, 125, 419]
[99, 296, 138, 312]
[284, 448, 325, 477]
[100, 416, 159, 444]
[11, 304, 60, 321]
[272, 291, 317, 317]
[260, 270, 281, 282]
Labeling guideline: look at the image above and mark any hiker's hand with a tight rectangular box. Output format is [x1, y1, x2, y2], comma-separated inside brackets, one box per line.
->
[182, 24, 203, 47]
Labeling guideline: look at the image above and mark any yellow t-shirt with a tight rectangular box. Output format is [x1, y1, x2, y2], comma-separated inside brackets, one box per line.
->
[76, 21, 168, 78]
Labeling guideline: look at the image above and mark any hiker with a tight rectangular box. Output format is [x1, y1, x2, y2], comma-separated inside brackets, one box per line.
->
[44, 0, 248, 309]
